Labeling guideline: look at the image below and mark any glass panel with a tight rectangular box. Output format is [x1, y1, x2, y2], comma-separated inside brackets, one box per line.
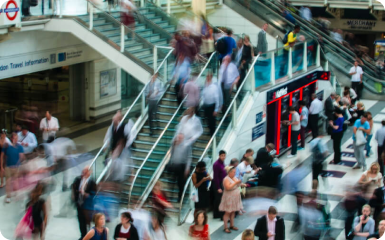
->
[254, 54, 271, 88]
[307, 40, 317, 68]
[292, 42, 304, 74]
[275, 47, 289, 80]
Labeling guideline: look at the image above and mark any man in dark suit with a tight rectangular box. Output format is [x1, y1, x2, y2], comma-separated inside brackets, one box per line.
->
[254, 143, 275, 169]
[369, 177, 385, 224]
[256, 23, 268, 55]
[72, 166, 97, 240]
[324, 93, 335, 135]
[254, 206, 285, 240]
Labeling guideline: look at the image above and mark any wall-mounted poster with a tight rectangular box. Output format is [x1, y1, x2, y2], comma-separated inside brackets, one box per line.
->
[100, 69, 117, 98]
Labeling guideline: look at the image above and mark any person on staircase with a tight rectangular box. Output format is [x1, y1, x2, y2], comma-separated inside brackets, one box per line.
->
[202, 72, 222, 136]
[145, 72, 162, 137]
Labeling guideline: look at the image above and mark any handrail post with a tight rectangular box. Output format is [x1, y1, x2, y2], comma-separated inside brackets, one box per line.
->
[369, 0, 373, 7]
[219, 0, 223, 5]
[288, 47, 293, 78]
[250, 62, 255, 94]
[153, 46, 158, 71]
[303, 41, 307, 72]
[324, 0, 327, 6]
[167, 0, 171, 14]
[212, 137, 216, 163]
[89, 5, 93, 30]
[59, 0, 63, 18]
[164, 59, 168, 80]
[141, 92, 146, 117]
[316, 44, 321, 67]
[270, 51, 275, 85]
[333, 75, 337, 91]
[141, 0, 144, 7]
[324, 61, 329, 71]
[232, 99, 237, 128]
[120, 25, 125, 53]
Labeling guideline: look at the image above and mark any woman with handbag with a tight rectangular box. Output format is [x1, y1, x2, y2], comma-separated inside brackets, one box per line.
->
[192, 161, 212, 218]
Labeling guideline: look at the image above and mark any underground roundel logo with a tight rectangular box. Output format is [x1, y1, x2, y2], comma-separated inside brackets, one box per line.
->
[0, 0, 19, 21]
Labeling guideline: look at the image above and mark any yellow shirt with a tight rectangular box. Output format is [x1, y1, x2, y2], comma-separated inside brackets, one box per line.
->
[284, 32, 297, 50]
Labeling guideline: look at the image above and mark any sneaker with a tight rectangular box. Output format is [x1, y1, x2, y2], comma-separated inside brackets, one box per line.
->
[287, 154, 296, 158]
[298, 147, 304, 150]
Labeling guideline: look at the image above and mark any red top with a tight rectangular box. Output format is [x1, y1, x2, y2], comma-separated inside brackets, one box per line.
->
[153, 191, 168, 211]
[189, 224, 209, 240]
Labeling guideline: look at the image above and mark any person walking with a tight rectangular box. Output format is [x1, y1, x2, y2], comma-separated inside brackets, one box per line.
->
[192, 161, 211, 217]
[219, 166, 245, 233]
[145, 72, 162, 136]
[189, 211, 210, 240]
[349, 61, 363, 101]
[202, 72, 221, 136]
[183, 72, 200, 110]
[27, 182, 47, 240]
[219, 55, 240, 114]
[365, 112, 374, 158]
[309, 93, 323, 139]
[299, 100, 308, 150]
[309, 135, 329, 183]
[351, 205, 375, 240]
[352, 113, 371, 171]
[324, 93, 336, 135]
[256, 23, 268, 55]
[375, 120, 385, 175]
[212, 150, 227, 219]
[113, 212, 139, 240]
[83, 213, 109, 240]
[286, 106, 300, 158]
[39, 111, 59, 143]
[254, 206, 285, 240]
[17, 125, 38, 158]
[1, 132, 24, 203]
[0, 130, 10, 188]
[239, 35, 254, 88]
[330, 108, 344, 164]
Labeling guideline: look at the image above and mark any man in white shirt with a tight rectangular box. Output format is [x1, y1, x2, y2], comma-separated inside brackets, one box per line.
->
[349, 61, 363, 100]
[286, 106, 300, 158]
[308, 93, 323, 139]
[300, 6, 312, 22]
[202, 72, 222, 136]
[219, 55, 240, 114]
[17, 125, 38, 156]
[40, 111, 59, 143]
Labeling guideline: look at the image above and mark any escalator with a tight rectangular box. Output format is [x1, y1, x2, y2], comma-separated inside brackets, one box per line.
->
[224, 0, 385, 96]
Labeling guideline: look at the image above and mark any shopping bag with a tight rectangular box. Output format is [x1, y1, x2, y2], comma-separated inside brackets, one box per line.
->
[15, 207, 34, 239]
[374, 82, 383, 93]
[190, 188, 199, 203]
[356, 130, 367, 146]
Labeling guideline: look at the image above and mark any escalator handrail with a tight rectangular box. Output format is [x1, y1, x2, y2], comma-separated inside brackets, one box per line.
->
[88, 48, 174, 172]
[128, 96, 188, 205]
[264, 0, 380, 75]
[177, 55, 261, 225]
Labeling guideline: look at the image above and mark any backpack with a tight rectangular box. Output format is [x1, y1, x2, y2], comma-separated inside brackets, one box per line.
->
[282, 31, 292, 44]
[216, 37, 228, 55]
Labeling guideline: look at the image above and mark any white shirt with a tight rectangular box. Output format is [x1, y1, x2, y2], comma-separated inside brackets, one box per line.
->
[266, 215, 277, 240]
[309, 98, 323, 115]
[175, 115, 203, 146]
[202, 82, 221, 112]
[145, 79, 163, 101]
[291, 112, 301, 131]
[219, 62, 239, 89]
[50, 137, 76, 159]
[236, 161, 254, 177]
[300, 7, 312, 22]
[349, 66, 363, 82]
[17, 131, 38, 153]
[349, 88, 357, 99]
[40, 116, 60, 141]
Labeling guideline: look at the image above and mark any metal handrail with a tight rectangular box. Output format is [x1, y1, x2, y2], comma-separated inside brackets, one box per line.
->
[177, 55, 261, 224]
[128, 96, 187, 204]
[88, 48, 174, 171]
[196, 52, 216, 80]
[263, 0, 380, 76]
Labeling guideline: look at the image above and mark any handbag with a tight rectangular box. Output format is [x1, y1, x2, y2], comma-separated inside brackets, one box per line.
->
[356, 130, 367, 146]
[15, 206, 34, 239]
[190, 188, 199, 203]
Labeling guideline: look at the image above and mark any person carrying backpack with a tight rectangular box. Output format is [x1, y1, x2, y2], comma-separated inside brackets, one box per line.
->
[309, 135, 329, 184]
[279, 25, 301, 77]
[216, 29, 236, 64]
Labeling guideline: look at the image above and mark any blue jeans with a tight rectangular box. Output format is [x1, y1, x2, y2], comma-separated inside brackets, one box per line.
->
[365, 134, 373, 157]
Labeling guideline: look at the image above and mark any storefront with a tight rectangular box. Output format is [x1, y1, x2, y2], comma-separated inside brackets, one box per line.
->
[266, 71, 330, 155]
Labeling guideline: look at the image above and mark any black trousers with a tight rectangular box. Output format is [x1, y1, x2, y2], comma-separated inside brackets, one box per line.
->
[148, 99, 158, 133]
[222, 87, 231, 114]
[312, 161, 323, 181]
[77, 205, 87, 239]
[213, 190, 224, 219]
[309, 114, 319, 139]
[203, 104, 216, 136]
[169, 163, 187, 202]
[332, 131, 344, 164]
[351, 81, 362, 100]
[291, 130, 299, 155]
[175, 82, 183, 106]
[300, 126, 306, 148]
[378, 146, 384, 175]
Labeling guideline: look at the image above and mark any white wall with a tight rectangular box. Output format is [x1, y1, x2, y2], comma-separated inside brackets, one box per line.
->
[87, 58, 122, 120]
[207, 5, 277, 50]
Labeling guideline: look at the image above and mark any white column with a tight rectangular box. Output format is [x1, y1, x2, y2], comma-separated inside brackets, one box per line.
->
[231, 99, 237, 128]
[59, 0, 63, 18]
[164, 59, 168, 80]
[153, 47, 158, 71]
[303, 41, 307, 72]
[288, 47, 293, 78]
[120, 25, 125, 53]
[141, 0, 144, 7]
[270, 52, 275, 85]
[167, 0, 171, 14]
[333, 75, 337, 91]
[324, 61, 329, 71]
[316, 44, 321, 67]
[89, 5, 93, 30]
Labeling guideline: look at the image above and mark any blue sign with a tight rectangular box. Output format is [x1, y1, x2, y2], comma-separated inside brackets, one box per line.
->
[252, 122, 265, 141]
[341, 152, 355, 158]
[256, 112, 263, 124]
